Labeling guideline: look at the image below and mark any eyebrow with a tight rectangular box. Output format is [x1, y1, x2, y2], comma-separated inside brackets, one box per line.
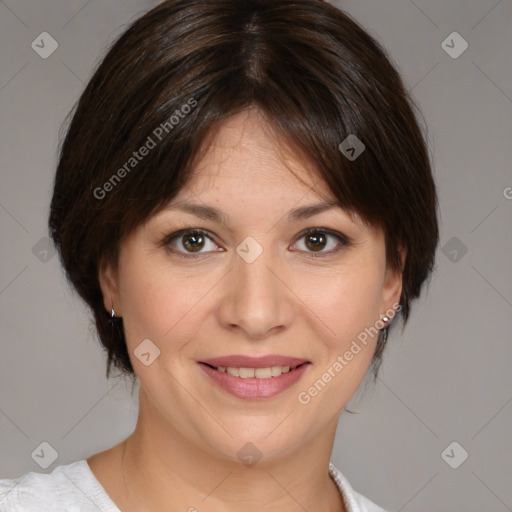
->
[164, 199, 347, 224]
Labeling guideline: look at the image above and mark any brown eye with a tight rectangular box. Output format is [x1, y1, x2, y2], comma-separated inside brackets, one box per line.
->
[163, 229, 220, 258]
[162, 227, 350, 260]
[305, 231, 328, 251]
[182, 232, 206, 252]
[292, 228, 349, 257]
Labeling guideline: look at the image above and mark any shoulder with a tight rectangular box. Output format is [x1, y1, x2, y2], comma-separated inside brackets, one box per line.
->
[329, 463, 392, 512]
[0, 459, 118, 511]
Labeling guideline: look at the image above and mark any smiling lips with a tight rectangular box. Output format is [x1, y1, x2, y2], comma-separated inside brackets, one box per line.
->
[198, 355, 311, 399]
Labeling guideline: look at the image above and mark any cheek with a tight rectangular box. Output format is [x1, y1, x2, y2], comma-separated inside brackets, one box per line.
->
[295, 269, 383, 415]
[117, 255, 215, 349]
[300, 263, 384, 347]
[118, 270, 167, 342]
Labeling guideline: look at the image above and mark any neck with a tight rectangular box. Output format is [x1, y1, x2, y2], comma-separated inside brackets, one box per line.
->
[96, 388, 346, 512]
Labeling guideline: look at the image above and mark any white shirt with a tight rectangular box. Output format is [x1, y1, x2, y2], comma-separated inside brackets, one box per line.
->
[0, 459, 390, 511]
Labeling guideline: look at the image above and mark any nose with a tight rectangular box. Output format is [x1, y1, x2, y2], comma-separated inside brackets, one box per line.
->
[216, 241, 294, 340]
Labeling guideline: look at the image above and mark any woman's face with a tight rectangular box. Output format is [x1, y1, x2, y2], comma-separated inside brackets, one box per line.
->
[100, 108, 403, 463]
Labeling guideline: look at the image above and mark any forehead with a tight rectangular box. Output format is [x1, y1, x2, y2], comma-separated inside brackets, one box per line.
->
[146, 108, 377, 234]
[157, 110, 369, 230]
[187, 108, 321, 191]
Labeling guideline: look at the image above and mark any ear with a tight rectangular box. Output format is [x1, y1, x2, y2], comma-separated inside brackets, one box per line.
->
[98, 260, 121, 315]
[380, 246, 407, 317]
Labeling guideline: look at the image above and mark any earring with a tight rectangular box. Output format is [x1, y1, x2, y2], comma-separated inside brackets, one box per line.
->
[381, 325, 389, 344]
[382, 315, 390, 323]
[110, 300, 119, 320]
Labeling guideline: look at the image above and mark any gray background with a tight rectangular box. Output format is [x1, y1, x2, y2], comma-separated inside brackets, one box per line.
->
[1, 1, 511, 510]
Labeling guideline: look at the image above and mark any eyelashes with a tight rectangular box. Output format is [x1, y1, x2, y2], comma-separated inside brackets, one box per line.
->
[160, 227, 352, 260]
[162, 228, 222, 259]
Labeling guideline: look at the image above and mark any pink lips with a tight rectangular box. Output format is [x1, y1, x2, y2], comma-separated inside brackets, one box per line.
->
[198, 354, 311, 400]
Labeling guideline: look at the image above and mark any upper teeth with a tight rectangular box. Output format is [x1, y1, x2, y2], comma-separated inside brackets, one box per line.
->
[218, 365, 297, 379]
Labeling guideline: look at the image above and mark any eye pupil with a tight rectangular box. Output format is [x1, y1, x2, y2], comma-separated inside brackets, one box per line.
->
[183, 233, 205, 252]
[305, 232, 327, 251]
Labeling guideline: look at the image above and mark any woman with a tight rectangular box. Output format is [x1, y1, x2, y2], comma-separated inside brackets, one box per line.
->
[0, 0, 438, 510]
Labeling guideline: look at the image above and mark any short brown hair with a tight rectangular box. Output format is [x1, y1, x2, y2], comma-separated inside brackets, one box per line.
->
[49, 0, 439, 382]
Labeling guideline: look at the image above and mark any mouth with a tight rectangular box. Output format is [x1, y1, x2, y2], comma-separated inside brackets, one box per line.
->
[199, 361, 309, 379]
[197, 356, 311, 400]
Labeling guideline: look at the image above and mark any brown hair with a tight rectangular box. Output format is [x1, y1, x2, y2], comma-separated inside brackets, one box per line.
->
[49, 0, 439, 383]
